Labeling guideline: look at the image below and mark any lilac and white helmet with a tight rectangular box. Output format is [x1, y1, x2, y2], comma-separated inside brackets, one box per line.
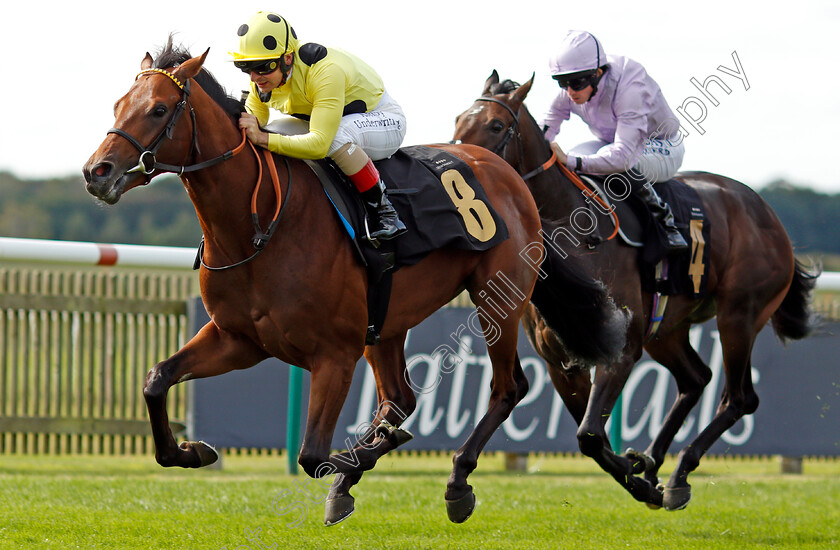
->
[549, 31, 607, 76]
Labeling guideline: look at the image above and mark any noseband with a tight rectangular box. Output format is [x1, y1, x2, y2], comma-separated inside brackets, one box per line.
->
[108, 68, 250, 177]
[107, 68, 201, 176]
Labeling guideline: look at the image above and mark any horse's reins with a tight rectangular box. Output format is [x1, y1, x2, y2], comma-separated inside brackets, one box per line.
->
[554, 159, 619, 241]
[107, 67, 290, 270]
[474, 96, 619, 241]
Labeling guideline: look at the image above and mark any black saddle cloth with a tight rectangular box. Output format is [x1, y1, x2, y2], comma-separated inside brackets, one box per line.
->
[307, 144, 510, 273]
[579, 174, 711, 297]
[651, 179, 711, 297]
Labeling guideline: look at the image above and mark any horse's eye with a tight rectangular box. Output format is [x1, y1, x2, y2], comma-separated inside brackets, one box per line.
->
[490, 120, 505, 134]
[153, 106, 168, 117]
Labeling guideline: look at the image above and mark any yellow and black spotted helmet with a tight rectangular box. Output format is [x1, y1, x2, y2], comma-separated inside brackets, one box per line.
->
[229, 11, 299, 62]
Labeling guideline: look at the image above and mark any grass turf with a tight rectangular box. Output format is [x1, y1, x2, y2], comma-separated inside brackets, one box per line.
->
[1, 452, 838, 549]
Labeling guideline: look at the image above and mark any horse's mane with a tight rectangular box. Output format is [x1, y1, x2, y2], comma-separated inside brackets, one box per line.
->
[490, 79, 521, 94]
[152, 35, 244, 119]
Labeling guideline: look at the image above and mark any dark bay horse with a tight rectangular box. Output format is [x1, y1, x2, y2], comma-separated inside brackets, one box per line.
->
[82, 43, 620, 525]
[453, 71, 819, 511]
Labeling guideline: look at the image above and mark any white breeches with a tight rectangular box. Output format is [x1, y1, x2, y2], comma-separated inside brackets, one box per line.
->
[264, 90, 407, 161]
[570, 137, 685, 183]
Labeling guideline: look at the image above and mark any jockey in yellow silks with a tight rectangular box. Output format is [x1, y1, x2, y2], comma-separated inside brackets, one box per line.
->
[230, 11, 407, 241]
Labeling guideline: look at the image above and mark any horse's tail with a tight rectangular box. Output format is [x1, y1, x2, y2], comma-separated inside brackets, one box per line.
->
[771, 258, 821, 342]
[529, 241, 628, 365]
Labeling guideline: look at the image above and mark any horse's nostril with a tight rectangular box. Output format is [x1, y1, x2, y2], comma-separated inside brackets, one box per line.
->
[95, 164, 110, 178]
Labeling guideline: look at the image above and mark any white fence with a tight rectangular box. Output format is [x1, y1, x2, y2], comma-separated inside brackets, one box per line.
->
[2, 237, 838, 289]
[0, 237, 195, 269]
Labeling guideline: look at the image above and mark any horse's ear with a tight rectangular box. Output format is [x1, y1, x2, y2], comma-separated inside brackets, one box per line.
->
[141, 53, 153, 70]
[510, 73, 535, 107]
[482, 70, 500, 96]
[176, 48, 210, 81]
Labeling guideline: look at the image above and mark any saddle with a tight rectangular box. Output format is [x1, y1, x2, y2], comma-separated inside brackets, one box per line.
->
[577, 174, 711, 298]
[305, 145, 510, 344]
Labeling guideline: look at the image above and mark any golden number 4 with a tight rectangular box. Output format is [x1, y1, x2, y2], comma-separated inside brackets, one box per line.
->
[688, 219, 706, 294]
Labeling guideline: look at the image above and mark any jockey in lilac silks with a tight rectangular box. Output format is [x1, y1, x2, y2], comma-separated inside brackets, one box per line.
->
[541, 30, 688, 253]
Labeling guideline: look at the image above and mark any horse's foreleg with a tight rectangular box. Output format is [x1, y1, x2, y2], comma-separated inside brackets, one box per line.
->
[641, 326, 713, 498]
[576, 357, 665, 506]
[325, 335, 417, 525]
[526, 307, 592, 425]
[545, 362, 591, 425]
[324, 406, 413, 525]
[144, 321, 268, 468]
[297, 353, 359, 478]
[327, 336, 416, 473]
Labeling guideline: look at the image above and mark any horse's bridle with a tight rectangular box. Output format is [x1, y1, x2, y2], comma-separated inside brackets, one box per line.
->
[472, 95, 619, 239]
[108, 68, 248, 177]
[107, 67, 292, 269]
[473, 97, 556, 181]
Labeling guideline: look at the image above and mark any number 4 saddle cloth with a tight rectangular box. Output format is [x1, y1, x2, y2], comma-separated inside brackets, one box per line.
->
[305, 145, 510, 273]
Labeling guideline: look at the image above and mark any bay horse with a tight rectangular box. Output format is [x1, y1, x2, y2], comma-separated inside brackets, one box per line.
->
[82, 42, 620, 525]
[453, 71, 819, 511]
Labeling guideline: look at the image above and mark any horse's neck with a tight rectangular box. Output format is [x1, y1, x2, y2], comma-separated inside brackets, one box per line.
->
[517, 129, 583, 220]
[184, 92, 291, 262]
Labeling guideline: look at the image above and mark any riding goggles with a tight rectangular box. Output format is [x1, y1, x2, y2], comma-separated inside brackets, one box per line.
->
[552, 70, 597, 91]
[234, 58, 282, 75]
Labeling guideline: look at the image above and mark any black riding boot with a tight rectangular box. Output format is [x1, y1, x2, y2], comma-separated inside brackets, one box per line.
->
[636, 184, 689, 253]
[361, 180, 407, 241]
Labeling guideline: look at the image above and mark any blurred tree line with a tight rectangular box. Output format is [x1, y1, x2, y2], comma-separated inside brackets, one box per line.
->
[0, 172, 837, 255]
[0, 172, 201, 247]
[757, 179, 840, 258]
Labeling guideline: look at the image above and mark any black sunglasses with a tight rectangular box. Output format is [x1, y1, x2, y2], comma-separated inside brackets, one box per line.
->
[234, 58, 282, 75]
[553, 70, 596, 91]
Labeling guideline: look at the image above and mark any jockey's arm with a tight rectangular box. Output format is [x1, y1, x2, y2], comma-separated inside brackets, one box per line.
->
[266, 66, 345, 160]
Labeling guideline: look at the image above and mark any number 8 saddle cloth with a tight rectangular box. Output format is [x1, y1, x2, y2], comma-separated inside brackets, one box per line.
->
[306, 145, 511, 274]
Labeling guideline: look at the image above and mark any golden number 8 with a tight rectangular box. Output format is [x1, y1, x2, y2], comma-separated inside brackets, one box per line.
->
[440, 169, 496, 242]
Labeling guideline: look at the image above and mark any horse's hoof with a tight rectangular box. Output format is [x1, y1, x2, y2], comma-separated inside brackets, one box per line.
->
[387, 427, 414, 448]
[445, 490, 476, 523]
[663, 485, 692, 511]
[645, 483, 664, 510]
[625, 448, 655, 474]
[179, 440, 219, 468]
[324, 495, 355, 526]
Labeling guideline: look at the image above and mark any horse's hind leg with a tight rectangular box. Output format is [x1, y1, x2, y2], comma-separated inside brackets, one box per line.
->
[144, 322, 268, 468]
[663, 308, 765, 511]
[325, 333, 417, 526]
[445, 310, 529, 523]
